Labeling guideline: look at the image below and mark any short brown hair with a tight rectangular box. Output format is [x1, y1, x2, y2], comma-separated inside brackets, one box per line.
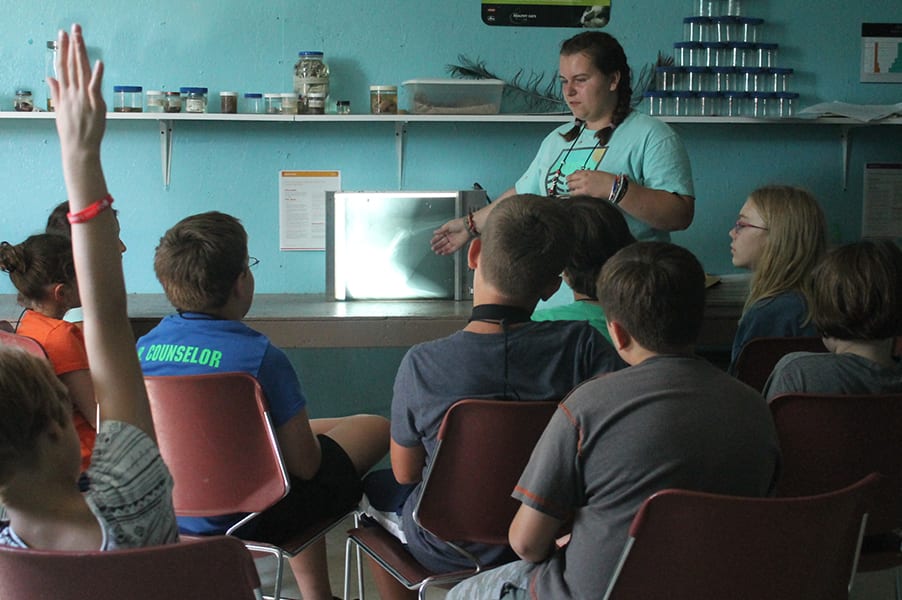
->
[479, 195, 573, 303]
[0, 347, 71, 487]
[558, 196, 635, 298]
[810, 240, 902, 340]
[597, 242, 706, 352]
[0, 234, 75, 306]
[154, 212, 248, 312]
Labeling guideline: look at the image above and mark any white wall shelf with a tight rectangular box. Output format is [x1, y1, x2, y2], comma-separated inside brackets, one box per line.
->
[3, 110, 898, 188]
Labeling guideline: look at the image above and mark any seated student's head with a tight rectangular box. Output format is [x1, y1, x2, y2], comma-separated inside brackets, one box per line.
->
[0, 234, 77, 314]
[46, 200, 127, 254]
[0, 347, 75, 492]
[597, 241, 705, 356]
[810, 239, 902, 343]
[476, 194, 573, 306]
[154, 211, 253, 316]
[558, 195, 636, 298]
[730, 185, 826, 310]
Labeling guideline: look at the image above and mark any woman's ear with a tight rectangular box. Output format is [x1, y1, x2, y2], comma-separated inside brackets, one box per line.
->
[609, 70, 622, 92]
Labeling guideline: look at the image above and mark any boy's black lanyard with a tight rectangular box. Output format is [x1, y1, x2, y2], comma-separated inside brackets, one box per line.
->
[468, 304, 531, 400]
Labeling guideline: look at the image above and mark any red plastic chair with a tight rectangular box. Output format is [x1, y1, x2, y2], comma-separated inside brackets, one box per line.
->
[0, 536, 262, 600]
[0, 327, 47, 359]
[345, 398, 559, 600]
[770, 392, 902, 574]
[144, 372, 352, 600]
[733, 335, 827, 392]
[603, 474, 880, 600]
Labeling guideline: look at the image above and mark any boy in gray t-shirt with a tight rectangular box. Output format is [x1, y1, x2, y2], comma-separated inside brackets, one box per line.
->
[366, 195, 625, 598]
[449, 242, 781, 600]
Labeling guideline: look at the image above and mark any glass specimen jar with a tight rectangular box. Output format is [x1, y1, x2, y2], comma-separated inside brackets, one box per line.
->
[243, 93, 264, 114]
[113, 85, 143, 112]
[294, 51, 330, 102]
[369, 86, 398, 114]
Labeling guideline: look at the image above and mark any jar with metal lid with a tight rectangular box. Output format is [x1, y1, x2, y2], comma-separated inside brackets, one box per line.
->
[45, 41, 58, 111]
[369, 86, 398, 114]
[145, 90, 164, 113]
[244, 93, 264, 114]
[306, 92, 326, 114]
[264, 93, 282, 114]
[114, 85, 143, 112]
[294, 51, 330, 102]
[337, 100, 351, 115]
[163, 91, 182, 113]
[14, 89, 34, 112]
[220, 91, 238, 114]
[180, 87, 208, 113]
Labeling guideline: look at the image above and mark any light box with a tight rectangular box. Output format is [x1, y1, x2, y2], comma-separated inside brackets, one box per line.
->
[326, 191, 486, 301]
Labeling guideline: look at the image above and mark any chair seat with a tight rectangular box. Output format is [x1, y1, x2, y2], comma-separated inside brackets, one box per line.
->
[238, 512, 352, 557]
[348, 526, 476, 589]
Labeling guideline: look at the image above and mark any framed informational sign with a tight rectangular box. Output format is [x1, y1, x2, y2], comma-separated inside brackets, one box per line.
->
[861, 23, 902, 83]
[482, 0, 611, 28]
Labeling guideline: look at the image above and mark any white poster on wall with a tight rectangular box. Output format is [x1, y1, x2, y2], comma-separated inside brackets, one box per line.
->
[861, 23, 902, 83]
[862, 163, 902, 238]
[278, 170, 341, 251]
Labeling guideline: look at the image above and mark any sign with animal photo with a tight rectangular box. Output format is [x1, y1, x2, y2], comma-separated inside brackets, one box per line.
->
[482, 0, 611, 28]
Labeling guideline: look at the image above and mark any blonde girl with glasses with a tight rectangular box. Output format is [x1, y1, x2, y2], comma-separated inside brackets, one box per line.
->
[728, 184, 827, 372]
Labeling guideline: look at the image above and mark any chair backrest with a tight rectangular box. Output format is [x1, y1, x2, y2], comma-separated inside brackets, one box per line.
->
[0, 536, 262, 600]
[413, 399, 558, 546]
[0, 328, 47, 359]
[144, 372, 289, 516]
[603, 474, 879, 600]
[733, 335, 827, 392]
[770, 392, 902, 535]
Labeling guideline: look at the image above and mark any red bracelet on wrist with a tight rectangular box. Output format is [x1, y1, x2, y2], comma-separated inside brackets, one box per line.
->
[67, 194, 114, 224]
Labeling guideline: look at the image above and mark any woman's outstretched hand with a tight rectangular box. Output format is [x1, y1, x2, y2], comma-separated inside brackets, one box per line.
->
[431, 218, 469, 256]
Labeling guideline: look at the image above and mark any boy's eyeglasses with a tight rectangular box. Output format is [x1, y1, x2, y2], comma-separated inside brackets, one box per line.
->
[247, 256, 260, 269]
[732, 221, 768, 233]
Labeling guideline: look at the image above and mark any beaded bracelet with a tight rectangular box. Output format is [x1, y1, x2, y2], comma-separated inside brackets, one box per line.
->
[466, 209, 480, 238]
[67, 194, 114, 224]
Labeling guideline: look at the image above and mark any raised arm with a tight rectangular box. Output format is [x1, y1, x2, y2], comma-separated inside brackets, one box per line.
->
[49, 24, 156, 439]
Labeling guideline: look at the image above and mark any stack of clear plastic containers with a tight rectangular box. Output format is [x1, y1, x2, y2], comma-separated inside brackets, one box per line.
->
[646, 1, 799, 118]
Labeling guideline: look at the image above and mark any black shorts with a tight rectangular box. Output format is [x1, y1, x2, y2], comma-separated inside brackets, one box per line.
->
[236, 434, 363, 545]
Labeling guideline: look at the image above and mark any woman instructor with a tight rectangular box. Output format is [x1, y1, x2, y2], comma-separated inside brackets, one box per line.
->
[432, 31, 694, 254]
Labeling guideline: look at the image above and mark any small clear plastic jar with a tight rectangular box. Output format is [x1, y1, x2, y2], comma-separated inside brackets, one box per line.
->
[264, 93, 282, 114]
[694, 0, 720, 17]
[671, 91, 695, 117]
[220, 91, 238, 114]
[181, 87, 208, 113]
[775, 92, 799, 118]
[749, 92, 775, 118]
[738, 67, 765, 92]
[683, 16, 712, 42]
[655, 66, 684, 91]
[754, 43, 779, 68]
[724, 0, 741, 15]
[712, 16, 739, 42]
[281, 92, 299, 115]
[685, 67, 710, 92]
[712, 66, 737, 92]
[727, 42, 755, 67]
[370, 86, 398, 114]
[700, 42, 728, 67]
[674, 42, 703, 67]
[163, 91, 182, 113]
[337, 100, 351, 115]
[113, 85, 143, 112]
[145, 90, 164, 113]
[698, 91, 722, 116]
[243, 93, 264, 114]
[723, 91, 748, 117]
[738, 17, 763, 42]
[768, 67, 794, 92]
[14, 89, 34, 112]
[644, 90, 669, 116]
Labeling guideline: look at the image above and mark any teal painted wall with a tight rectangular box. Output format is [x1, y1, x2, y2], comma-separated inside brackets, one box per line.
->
[2, 2, 901, 414]
[2, 0, 901, 295]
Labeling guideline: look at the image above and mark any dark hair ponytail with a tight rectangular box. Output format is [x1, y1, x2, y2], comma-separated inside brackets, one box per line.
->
[0, 234, 75, 304]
